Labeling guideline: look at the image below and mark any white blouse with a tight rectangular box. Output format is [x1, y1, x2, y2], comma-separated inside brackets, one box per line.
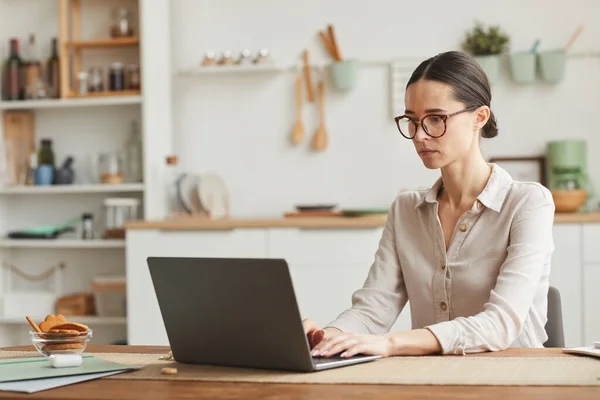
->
[326, 164, 556, 355]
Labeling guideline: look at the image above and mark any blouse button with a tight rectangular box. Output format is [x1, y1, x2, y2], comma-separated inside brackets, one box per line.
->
[459, 224, 467, 232]
[441, 263, 446, 271]
[476, 201, 483, 210]
[441, 302, 448, 311]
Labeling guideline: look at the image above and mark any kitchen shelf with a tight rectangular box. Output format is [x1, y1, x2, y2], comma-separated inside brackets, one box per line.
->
[65, 37, 140, 49]
[0, 95, 142, 110]
[0, 316, 127, 325]
[179, 63, 287, 76]
[0, 239, 125, 249]
[66, 90, 141, 99]
[0, 183, 145, 195]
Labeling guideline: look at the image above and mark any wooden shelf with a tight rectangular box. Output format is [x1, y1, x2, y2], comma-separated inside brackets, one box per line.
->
[0, 183, 144, 195]
[66, 37, 140, 49]
[0, 95, 141, 110]
[0, 239, 125, 249]
[66, 90, 141, 99]
[0, 316, 126, 325]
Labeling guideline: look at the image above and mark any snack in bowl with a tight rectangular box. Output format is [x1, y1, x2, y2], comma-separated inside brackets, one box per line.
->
[26, 314, 92, 357]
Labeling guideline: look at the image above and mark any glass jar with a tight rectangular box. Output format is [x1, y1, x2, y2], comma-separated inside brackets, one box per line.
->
[109, 63, 125, 91]
[98, 152, 124, 184]
[126, 64, 140, 90]
[77, 71, 88, 95]
[103, 198, 139, 239]
[88, 67, 104, 92]
[110, 7, 134, 38]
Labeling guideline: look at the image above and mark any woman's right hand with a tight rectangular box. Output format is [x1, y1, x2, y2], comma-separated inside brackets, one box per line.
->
[302, 318, 341, 349]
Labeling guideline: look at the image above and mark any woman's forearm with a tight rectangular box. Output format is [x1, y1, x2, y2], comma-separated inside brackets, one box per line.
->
[384, 328, 443, 356]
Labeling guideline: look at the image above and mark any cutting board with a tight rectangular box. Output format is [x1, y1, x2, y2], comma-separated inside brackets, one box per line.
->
[3, 111, 35, 185]
[284, 210, 343, 218]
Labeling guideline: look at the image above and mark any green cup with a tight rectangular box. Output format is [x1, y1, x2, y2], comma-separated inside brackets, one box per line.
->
[509, 52, 536, 83]
[473, 55, 501, 85]
[330, 59, 358, 91]
[538, 50, 566, 83]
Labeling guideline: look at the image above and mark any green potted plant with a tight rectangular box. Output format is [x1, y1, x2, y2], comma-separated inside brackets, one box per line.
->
[461, 21, 510, 84]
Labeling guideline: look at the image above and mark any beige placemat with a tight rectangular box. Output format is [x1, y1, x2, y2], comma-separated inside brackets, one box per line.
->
[1, 350, 599, 386]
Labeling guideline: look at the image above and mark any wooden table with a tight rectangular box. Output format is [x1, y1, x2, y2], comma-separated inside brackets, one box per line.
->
[0, 346, 598, 399]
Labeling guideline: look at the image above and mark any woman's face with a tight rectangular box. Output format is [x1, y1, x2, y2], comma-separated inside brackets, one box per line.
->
[404, 79, 488, 170]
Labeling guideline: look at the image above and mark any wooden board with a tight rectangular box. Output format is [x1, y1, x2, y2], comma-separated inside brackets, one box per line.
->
[284, 210, 343, 218]
[3, 111, 35, 185]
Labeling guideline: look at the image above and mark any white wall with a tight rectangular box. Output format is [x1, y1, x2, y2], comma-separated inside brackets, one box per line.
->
[170, 0, 600, 217]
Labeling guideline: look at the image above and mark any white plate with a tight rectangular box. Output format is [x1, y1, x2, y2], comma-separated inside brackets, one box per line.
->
[197, 173, 229, 218]
[176, 173, 202, 214]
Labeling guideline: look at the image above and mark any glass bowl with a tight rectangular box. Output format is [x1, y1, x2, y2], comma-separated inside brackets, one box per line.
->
[30, 329, 93, 357]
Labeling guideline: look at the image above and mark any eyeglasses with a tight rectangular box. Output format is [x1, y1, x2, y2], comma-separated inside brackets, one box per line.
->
[394, 106, 479, 139]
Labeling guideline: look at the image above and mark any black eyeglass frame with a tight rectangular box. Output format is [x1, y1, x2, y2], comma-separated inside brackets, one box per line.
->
[394, 105, 480, 139]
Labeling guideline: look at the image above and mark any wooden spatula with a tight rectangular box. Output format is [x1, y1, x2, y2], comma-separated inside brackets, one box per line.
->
[291, 72, 304, 145]
[311, 79, 328, 151]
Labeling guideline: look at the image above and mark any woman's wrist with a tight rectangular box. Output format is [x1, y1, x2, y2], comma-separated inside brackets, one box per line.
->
[384, 329, 443, 356]
[323, 326, 342, 338]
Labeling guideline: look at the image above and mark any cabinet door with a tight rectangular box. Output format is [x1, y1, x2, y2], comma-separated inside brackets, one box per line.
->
[583, 224, 600, 263]
[583, 263, 600, 346]
[550, 224, 583, 347]
[287, 262, 411, 333]
[126, 229, 268, 346]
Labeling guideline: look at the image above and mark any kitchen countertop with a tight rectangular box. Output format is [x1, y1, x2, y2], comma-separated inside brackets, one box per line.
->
[126, 212, 600, 230]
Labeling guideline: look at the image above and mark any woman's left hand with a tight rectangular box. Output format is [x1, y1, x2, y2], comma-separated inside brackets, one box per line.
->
[311, 332, 393, 358]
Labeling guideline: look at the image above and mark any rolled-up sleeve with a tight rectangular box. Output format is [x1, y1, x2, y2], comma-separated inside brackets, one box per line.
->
[325, 199, 409, 334]
[426, 186, 555, 354]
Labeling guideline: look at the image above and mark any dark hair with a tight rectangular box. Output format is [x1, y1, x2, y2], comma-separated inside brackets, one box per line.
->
[406, 51, 498, 139]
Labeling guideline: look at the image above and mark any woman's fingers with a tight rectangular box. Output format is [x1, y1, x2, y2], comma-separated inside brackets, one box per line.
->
[340, 343, 369, 358]
[313, 335, 358, 357]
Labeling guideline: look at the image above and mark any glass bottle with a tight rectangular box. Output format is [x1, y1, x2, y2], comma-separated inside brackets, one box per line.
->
[46, 38, 60, 98]
[4, 38, 24, 100]
[164, 155, 180, 218]
[25, 34, 42, 99]
[88, 67, 104, 92]
[126, 64, 140, 90]
[124, 121, 143, 182]
[109, 62, 125, 91]
[38, 139, 55, 166]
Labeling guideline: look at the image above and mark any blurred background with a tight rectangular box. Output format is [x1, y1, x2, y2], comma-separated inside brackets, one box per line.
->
[0, 0, 598, 352]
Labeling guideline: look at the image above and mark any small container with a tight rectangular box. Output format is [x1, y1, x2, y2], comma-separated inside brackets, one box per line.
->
[110, 7, 134, 37]
[253, 48, 271, 64]
[109, 62, 125, 91]
[126, 64, 140, 90]
[82, 212, 94, 239]
[77, 71, 88, 95]
[219, 50, 234, 65]
[237, 49, 253, 65]
[202, 51, 217, 66]
[30, 329, 92, 357]
[103, 197, 140, 238]
[98, 151, 124, 184]
[92, 275, 126, 317]
[88, 67, 104, 92]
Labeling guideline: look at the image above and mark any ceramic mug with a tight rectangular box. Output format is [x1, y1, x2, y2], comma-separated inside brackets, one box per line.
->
[35, 165, 54, 185]
[330, 59, 358, 91]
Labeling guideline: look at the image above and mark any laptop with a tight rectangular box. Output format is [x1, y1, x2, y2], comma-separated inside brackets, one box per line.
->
[147, 256, 381, 372]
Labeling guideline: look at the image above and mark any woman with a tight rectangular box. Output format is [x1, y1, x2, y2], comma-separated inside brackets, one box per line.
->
[304, 50, 555, 358]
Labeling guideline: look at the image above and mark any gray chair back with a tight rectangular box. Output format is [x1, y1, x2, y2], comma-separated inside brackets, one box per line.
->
[544, 286, 565, 348]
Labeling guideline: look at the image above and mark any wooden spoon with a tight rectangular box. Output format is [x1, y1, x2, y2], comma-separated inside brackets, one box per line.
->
[311, 80, 328, 151]
[291, 72, 304, 145]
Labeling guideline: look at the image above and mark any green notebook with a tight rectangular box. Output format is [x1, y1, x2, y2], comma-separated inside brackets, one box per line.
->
[0, 355, 141, 383]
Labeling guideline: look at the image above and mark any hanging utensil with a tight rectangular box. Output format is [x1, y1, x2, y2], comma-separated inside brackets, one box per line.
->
[302, 50, 315, 102]
[311, 77, 328, 151]
[291, 70, 305, 145]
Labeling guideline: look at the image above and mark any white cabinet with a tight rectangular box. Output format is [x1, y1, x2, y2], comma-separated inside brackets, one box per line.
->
[126, 229, 268, 345]
[582, 224, 600, 346]
[550, 224, 583, 347]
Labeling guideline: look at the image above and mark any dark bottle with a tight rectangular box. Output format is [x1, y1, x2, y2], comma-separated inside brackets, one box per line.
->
[38, 139, 55, 166]
[4, 38, 24, 100]
[46, 38, 60, 98]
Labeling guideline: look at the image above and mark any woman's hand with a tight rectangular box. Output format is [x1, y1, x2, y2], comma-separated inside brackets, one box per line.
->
[311, 332, 394, 358]
[302, 318, 342, 349]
